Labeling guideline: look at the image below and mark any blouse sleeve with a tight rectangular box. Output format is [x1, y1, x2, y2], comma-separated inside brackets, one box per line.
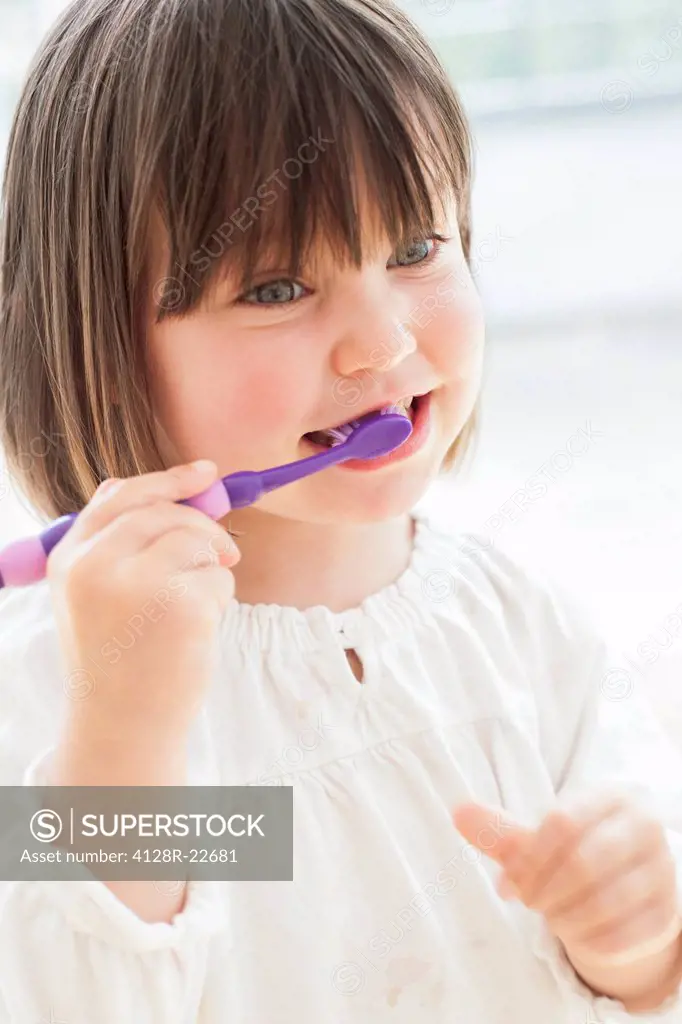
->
[494, 551, 682, 1021]
[0, 584, 226, 1023]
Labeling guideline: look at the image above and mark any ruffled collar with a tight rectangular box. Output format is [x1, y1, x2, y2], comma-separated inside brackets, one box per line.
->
[220, 509, 457, 652]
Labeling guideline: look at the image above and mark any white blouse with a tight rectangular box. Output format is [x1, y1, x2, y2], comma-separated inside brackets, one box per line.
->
[1, 510, 682, 1023]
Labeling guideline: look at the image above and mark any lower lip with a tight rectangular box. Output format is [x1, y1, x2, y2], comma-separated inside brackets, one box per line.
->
[340, 392, 433, 471]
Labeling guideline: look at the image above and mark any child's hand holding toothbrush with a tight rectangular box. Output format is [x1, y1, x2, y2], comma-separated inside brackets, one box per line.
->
[48, 459, 239, 771]
[454, 794, 682, 1012]
[43, 461, 240, 922]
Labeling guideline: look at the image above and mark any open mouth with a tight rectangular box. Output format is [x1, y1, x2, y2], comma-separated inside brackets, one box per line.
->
[302, 396, 418, 449]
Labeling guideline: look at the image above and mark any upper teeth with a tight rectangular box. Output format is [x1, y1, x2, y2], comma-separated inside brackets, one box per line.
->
[394, 397, 414, 413]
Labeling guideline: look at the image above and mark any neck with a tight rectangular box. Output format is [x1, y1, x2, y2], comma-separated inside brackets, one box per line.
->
[224, 509, 415, 613]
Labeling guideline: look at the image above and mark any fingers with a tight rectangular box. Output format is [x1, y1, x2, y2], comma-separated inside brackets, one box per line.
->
[70, 460, 219, 544]
[571, 911, 682, 968]
[508, 799, 663, 915]
[100, 500, 239, 563]
[459, 794, 682, 971]
[57, 500, 240, 599]
[549, 853, 676, 944]
[452, 803, 534, 866]
[497, 800, 612, 906]
[143, 518, 239, 582]
[142, 555, 236, 619]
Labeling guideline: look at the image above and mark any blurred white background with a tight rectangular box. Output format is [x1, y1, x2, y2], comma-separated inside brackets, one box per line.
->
[1, 0, 682, 733]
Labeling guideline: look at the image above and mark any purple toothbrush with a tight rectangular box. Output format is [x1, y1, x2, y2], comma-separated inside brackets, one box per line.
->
[0, 406, 412, 589]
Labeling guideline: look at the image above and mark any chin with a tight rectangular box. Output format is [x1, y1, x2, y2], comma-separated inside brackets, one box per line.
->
[261, 446, 445, 526]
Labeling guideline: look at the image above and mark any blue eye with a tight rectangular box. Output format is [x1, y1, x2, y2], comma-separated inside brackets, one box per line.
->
[388, 236, 448, 269]
[241, 279, 306, 306]
[391, 240, 432, 267]
[236, 236, 449, 308]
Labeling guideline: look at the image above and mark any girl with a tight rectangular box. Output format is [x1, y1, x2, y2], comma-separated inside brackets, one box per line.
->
[0, 1, 681, 1021]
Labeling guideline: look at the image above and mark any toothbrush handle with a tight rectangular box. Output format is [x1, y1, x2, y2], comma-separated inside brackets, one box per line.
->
[0, 479, 235, 591]
[0, 513, 78, 589]
[179, 478, 232, 518]
[0, 451, 339, 590]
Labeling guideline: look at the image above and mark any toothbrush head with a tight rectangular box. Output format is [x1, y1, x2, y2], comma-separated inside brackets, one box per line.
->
[206, 405, 414, 512]
[340, 405, 413, 459]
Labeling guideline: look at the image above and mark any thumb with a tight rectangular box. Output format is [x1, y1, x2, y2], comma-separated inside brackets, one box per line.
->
[453, 802, 534, 865]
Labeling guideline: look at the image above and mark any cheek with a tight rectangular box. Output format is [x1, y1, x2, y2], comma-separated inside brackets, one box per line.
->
[226, 369, 297, 436]
[220, 324, 323, 441]
[423, 282, 486, 376]
[148, 317, 313, 453]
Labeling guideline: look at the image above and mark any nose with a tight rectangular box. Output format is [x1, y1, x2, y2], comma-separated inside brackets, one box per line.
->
[331, 297, 417, 382]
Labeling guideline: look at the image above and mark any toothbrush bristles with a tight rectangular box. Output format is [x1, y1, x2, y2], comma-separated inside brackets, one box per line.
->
[323, 409, 402, 448]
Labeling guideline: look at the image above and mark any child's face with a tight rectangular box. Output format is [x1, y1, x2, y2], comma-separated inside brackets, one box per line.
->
[145, 188, 484, 525]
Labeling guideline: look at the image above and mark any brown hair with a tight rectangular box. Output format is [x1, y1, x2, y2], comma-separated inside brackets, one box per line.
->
[0, 0, 478, 521]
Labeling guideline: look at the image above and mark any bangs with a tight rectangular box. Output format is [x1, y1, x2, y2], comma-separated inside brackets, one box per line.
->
[147, 0, 472, 322]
